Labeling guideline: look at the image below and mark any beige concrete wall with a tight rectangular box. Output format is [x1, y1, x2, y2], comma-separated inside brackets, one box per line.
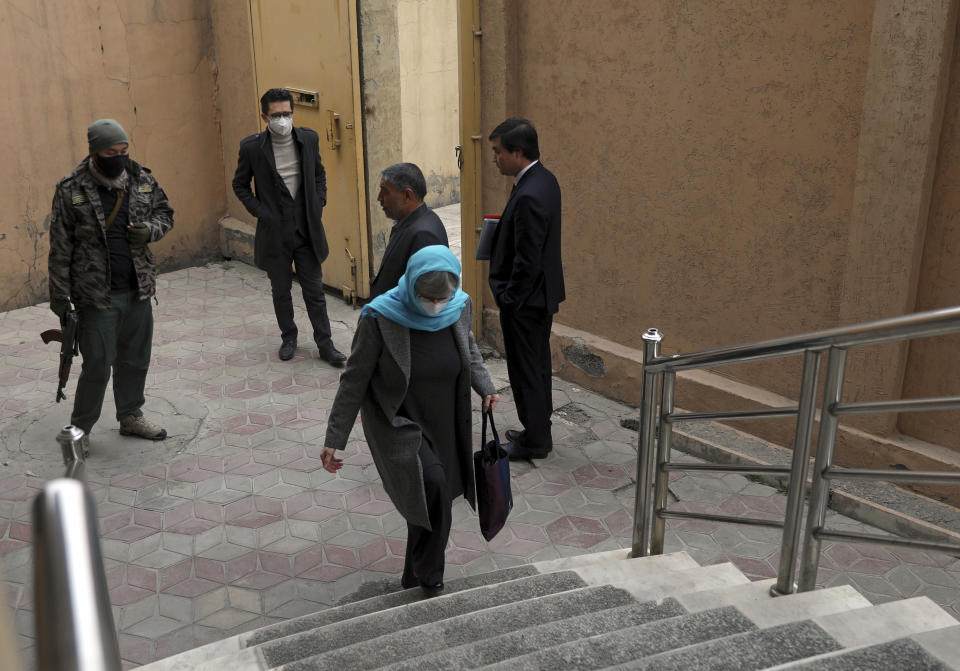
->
[478, 0, 960, 458]
[397, 0, 460, 208]
[0, 0, 227, 311]
[901, 14, 960, 447]
[359, 0, 459, 280]
[359, 0, 404, 271]
[210, 0, 260, 226]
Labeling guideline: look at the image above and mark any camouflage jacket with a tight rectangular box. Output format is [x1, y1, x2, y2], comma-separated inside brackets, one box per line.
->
[48, 157, 174, 310]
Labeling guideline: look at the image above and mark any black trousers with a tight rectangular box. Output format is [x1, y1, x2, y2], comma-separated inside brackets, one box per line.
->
[500, 306, 554, 449]
[402, 440, 452, 587]
[267, 234, 333, 349]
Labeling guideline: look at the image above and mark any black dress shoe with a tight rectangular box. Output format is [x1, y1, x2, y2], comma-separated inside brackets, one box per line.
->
[317, 344, 347, 367]
[503, 441, 551, 460]
[505, 429, 525, 443]
[278, 340, 296, 361]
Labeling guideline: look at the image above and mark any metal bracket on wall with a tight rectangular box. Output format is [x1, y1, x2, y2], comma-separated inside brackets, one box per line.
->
[287, 87, 319, 108]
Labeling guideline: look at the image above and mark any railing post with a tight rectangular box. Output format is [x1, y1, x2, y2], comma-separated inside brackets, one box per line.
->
[798, 347, 848, 591]
[650, 371, 676, 554]
[632, 328, 663, 557]
[57, 425, 86, 480]
[772, 349, 823, 596]
[33, 478, 121, 671]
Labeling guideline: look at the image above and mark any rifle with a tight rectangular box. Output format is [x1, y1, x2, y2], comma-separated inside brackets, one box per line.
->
[40, 309, 80, 403]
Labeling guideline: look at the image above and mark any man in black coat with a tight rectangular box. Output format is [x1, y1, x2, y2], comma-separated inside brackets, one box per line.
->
[232, 88, 346, 366]
[369, 162, 448, 299]
[488, 118, 564, 459]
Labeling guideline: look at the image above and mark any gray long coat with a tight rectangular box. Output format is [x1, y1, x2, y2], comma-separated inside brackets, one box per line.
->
[324, 299, 496, 530]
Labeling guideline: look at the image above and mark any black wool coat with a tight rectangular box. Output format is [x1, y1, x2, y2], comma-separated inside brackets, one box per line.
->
[370, 203, 449, 299]
[232, 126, 330, 272]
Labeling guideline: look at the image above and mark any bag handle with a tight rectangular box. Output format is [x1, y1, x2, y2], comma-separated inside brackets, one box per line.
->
[481, 409, 502, 459]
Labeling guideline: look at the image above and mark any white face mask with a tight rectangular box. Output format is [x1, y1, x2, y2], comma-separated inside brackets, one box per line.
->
[268, 116, 293, 136]
[418, 297, 449, 315]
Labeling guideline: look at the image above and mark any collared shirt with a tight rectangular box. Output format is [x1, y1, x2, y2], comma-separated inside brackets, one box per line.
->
[514, 159, 539, 186]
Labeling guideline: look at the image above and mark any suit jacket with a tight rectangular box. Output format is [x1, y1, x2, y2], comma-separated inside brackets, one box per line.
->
[488, 162, 564, 313]
[324, 298, 495, 530]
[369, 203, 449, 298]
[231, 126, 329, 272]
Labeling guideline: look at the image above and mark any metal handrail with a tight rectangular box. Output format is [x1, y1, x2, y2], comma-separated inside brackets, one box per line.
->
[642, 305, 960, 372]
[632, 307, 960, 598]
[33, 426, 121, 671]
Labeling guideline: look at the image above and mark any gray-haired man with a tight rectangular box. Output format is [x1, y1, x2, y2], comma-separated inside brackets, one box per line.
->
[369, 163, 448, 299]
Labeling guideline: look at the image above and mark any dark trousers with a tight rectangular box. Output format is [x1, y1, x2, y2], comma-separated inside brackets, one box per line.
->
[500, 306, 554, 449]
[72, 291, 153, 434]
[267, 236, 333, 349]
[402, 441, 452, 587]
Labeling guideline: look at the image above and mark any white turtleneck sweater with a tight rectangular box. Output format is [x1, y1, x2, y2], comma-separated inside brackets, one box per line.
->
[270, 130, 301, 199]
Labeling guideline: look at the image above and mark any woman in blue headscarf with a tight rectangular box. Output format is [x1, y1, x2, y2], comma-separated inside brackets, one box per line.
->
[321, 246, 500, 594]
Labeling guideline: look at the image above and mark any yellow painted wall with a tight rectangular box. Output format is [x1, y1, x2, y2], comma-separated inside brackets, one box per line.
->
[0, 0, 227, 311]
[397, 0, 460, 208]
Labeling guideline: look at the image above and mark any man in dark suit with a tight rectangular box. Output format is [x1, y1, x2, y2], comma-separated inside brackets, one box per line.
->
[369, 162, 448, 299]
[488, 117, 564, 459]
[232, 88, 346, 366]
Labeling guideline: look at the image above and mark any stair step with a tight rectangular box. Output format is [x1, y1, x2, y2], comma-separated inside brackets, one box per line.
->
[283, 587, 681, 671]
[373, 562, 750, 671]
[249, 553, 705, 670]
[574, 560, 750, 601]
[194, 570, 589, 671]
[812, 596, 957, 649]
[677, 579, 873, 627]
[768, 637, 954, 670]
[138, 563, 545, 671]
[141, 549, 687, 671]
[474, 605, 757, 670]
[912, 625, 960, 670]
[614, 619, 842, 670]
[763, 601, 960, 670]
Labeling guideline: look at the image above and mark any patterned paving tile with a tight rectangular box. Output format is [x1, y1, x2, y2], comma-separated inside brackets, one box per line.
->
[1, 261, 958, 670]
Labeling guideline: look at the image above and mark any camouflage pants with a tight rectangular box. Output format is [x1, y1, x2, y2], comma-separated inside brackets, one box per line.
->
[71, 291, 153, 434]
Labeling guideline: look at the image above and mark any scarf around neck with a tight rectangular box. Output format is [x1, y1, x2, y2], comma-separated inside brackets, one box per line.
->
[87, 155, 129, 191]
[361, 245, 469, 332]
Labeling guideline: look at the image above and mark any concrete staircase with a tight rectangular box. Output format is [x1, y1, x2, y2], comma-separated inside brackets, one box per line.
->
[139, 550, 960, 671]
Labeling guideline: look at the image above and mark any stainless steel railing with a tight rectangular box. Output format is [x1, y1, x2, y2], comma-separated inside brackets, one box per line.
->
[33, 426, 121, 671]
[632, 306, 960, 596]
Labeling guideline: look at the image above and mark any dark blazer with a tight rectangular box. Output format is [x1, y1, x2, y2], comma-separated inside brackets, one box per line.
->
[324, 299, 495, 529]
[231, 126, 329, 272]
[369, 203, 449, 298]
[488, 161, 564, 313]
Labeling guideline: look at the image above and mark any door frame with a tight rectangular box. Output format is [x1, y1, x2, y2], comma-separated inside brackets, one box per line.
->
[458, 0, 484, 335]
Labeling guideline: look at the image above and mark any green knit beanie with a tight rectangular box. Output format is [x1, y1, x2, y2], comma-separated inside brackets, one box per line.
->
[87, 119, 129, 155]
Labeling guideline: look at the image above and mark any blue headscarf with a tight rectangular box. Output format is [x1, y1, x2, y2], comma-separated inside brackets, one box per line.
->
[361, 245, 469, 331]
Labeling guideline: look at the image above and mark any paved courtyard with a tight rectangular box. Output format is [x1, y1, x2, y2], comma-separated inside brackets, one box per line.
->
[0, 240, 957, 668]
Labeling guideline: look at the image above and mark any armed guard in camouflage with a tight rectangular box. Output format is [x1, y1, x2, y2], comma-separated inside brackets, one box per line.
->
[48, 118, 174, 451]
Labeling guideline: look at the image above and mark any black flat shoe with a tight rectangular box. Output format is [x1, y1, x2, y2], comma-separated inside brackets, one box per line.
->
[420, 581, 444, 597]
[279, 339, 296, 361]
[317, 344, 346, 367]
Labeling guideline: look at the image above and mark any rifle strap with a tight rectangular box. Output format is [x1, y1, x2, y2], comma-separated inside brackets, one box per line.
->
[104, 190, 125, 231]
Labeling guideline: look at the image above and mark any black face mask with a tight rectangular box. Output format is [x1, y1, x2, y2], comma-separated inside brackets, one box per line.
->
[96, 154, 128, 179]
